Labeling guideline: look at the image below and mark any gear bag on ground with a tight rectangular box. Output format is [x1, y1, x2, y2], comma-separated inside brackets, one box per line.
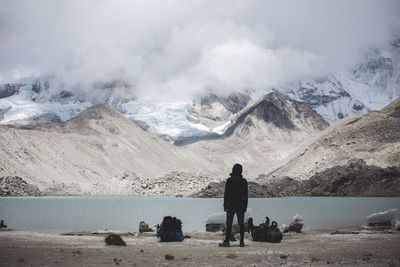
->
[156, 216, 185, 242]
[248, 216, 283, 243]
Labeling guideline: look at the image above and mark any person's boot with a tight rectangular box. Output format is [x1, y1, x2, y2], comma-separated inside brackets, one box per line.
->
[218, 240, 230, 247]
[230, 234, 236, 242]
[239, 240, 245, 247]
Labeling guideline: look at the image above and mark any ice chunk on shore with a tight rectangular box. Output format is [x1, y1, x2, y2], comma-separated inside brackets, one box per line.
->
[395, 220, 400, 231]
[206, 209, 253, 224]
[365, 208, 400, 226]
[293, 213, 303, 222]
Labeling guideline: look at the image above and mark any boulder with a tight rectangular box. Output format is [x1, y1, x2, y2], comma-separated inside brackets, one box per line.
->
[104, 234, 126, 246]
[283, 214, 304, 233]
[139, 221, 154, 233]
[0, 220, 7, 229]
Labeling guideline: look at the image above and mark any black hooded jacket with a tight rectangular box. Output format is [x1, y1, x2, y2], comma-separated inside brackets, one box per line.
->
[223, 175, 248, 212]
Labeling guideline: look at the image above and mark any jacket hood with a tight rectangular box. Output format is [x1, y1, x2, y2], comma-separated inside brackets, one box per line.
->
[230, 163, 243, 177]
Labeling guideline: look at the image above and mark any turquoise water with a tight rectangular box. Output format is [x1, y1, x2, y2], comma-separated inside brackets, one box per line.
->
[0, 196, 399, 232]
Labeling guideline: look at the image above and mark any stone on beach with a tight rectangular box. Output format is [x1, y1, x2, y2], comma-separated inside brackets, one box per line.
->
[105, 234, 126, 246]
[165, 254, 175, 260]
[0, 220, 7, 229]
[283, 214, 304, 233]
[139, 221, 154, 233]
[226, 253, 237, 259]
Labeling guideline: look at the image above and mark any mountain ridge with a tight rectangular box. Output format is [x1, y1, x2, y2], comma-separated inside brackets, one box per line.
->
[259, 97, 400, 182]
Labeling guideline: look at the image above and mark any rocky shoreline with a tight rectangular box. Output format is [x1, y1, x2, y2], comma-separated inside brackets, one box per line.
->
[0, 176, 42, 196]
[193, 160, 400, 198]
[2, 159, 400, 197]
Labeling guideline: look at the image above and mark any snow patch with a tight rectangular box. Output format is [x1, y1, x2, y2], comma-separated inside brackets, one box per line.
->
[315, 96, 367, 123]
[365, 208, 400, 226]
[212, 121, 232, 135]
[0, 84, 91, 124]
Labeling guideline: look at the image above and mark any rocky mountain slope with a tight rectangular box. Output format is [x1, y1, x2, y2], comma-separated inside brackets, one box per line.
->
[195, 98, 400, 197]
[0, 105, 222, 195]
[241, 98, 400, 196]
[1, 97, 398, 196]
[0, 94, 329, 195]
[222, 92, 328, 137]
[0, 176, 42, 196]
[261, 97, 400, 182]
[186, 92, 328, 178]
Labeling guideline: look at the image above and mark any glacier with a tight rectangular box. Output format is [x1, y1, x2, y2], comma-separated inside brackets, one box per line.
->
[121, 99, 215, 139]
[0, 84, 91, 124]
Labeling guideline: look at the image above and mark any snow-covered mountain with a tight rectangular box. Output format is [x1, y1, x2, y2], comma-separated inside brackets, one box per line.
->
[285, 38, 400, 123]
[347, 45, 400, 108]
[222, 92, 328, 137]
[1, 39, 399, 140]
[284, 75, 368, 123]
[0, 83, 91, 124]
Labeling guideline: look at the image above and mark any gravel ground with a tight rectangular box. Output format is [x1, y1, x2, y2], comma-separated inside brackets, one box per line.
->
[0, 230, 399, 266]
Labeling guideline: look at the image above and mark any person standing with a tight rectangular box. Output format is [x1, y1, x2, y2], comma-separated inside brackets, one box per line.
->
[219, 163, 248, 247]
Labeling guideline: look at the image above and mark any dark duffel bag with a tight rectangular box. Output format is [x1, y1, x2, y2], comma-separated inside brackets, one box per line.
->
[248, 216, 283, 243]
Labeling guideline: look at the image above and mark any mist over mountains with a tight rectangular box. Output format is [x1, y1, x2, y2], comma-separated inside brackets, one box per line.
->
[1, 38, 400, 141]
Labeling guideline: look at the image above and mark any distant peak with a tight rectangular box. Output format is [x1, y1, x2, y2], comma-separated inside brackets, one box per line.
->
[223, 93, 329, 137]
[66, 104, 123, 122]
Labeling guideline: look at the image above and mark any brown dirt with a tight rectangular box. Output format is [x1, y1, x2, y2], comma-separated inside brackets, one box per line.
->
[0, 230, 399, 266]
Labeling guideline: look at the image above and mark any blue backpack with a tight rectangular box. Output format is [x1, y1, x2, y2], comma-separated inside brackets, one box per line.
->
[157, 216, 185, 242]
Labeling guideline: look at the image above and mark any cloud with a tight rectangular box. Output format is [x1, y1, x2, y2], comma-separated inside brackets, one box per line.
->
[0, 0, 399, 100]
[156, 40, 324, 100]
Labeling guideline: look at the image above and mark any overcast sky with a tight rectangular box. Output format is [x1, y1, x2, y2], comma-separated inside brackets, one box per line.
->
[0, 0, 399, 100]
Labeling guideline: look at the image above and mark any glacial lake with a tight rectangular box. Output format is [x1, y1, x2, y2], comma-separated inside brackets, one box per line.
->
[0, 196, 399, 232]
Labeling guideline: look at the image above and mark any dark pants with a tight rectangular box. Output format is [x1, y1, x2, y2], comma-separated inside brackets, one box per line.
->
[225, 209, 245, 242]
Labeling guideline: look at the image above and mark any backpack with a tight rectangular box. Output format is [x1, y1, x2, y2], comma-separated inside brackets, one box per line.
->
[157, 216, 184, 242]
[248, 216, 283, 243]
